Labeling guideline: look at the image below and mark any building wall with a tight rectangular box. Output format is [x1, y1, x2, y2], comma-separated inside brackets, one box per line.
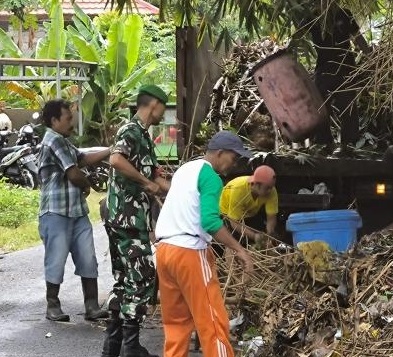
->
[6, 26, 46, 55]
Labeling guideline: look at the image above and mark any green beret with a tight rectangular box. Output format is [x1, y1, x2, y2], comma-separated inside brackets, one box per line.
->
[138, 84, 168, 105]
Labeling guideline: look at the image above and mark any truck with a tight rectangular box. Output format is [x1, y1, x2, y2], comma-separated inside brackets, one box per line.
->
[231, 151, 393, 244]
[173, 33, 393, 243]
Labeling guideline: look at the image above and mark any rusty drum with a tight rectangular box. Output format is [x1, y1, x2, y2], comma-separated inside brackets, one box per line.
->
[252, 49, 328, 141]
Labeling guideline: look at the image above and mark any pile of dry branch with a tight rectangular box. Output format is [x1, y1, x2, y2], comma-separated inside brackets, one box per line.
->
[196, 39, 285, 152]
[218, 229, 393, 356]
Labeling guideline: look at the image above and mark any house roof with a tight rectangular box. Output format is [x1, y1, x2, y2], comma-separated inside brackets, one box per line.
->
[60, 0, 159, 16]
[0, 0, 159, 21]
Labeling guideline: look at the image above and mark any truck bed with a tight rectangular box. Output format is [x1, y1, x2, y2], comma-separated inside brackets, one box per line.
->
[235, 152, 393, 238]
[263, 154, 393, 178]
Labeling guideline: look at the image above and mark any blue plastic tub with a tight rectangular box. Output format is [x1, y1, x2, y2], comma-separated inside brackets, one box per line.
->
[286, 210, 362, 252]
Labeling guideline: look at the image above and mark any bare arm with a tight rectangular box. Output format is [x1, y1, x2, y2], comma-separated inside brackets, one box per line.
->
[213, 226, 254, 277]
[79, 148, 111, 167]
[110, 153, 160, 194]
[266, 214, 277, 235]
[154, 176, 171, 193]
[229, 219, 259, 242]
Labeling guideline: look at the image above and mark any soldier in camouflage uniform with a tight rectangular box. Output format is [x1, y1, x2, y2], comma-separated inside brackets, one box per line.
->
[101, 85, 170, 357]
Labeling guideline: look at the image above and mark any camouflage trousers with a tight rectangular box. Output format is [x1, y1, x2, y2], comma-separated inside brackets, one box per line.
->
[105, 225, 156, 323]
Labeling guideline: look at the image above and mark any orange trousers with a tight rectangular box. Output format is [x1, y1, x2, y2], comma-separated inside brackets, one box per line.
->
[156, 243, 234, 357]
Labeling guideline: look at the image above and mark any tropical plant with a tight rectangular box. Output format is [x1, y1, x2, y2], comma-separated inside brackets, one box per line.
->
[101, 0, 386, 46]
[35, 0, 66, 60]
[135, 15, 176, 97]
[0, 0, 45, 19]
[0, 0, 48, 51]
[93, 12, 176, 96]
[67, 4, 175, 145]
[0, 0, 74, 108]
[93, 10, 120, 38]
[1, 0, 175, 143]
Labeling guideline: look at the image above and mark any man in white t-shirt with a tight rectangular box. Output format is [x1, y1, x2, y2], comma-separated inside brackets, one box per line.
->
[155, 131, 254, 357]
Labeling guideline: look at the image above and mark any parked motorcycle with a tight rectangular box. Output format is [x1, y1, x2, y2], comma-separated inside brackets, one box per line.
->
[15, 112, 42, 152]
[0, 130, 39, 189]
[79, 147, 110, 193]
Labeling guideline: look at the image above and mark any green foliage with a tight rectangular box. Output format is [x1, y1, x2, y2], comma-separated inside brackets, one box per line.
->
[0, 27, 22, 57]
[0, 0, 83, 108]
[93, 10, 120, 38]
[0, 186, 104, 252]
[0, 223, 40, 252]
[0, 84, 30, 107]
[136, 16, 176, 100]
[36, 0, 67, 59]
[0, 0, 44, 21]
[105, 14, 143, 81]
[0, 0, 176, 139]
[9, 13, 38, 31]
[96, 0, 391, 50]
[0, 0, 40, 10]
[0, 180, 40, 228]
[67, 7, 175, 145]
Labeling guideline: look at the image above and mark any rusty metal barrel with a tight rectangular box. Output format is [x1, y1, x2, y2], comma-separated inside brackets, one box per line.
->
[252, 49, 328, 141]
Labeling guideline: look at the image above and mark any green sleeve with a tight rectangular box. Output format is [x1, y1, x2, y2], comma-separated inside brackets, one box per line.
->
[197, 163, 224, 234]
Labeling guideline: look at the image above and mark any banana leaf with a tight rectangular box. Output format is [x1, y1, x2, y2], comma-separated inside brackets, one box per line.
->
[0, 28, 22, 58]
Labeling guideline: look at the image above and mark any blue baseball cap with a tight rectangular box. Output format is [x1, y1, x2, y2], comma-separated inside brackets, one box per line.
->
[207, 130, 252, 158]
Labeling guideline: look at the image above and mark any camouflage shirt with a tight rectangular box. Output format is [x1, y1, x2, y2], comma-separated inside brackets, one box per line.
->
[107, 115, 158, 231]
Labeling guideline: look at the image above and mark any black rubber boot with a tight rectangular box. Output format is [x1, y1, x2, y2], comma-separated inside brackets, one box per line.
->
[121, 319, 159, 357]
[46, 282, 70, 322]
[101, 311, 123, 357]
[81, 277, 109, 321]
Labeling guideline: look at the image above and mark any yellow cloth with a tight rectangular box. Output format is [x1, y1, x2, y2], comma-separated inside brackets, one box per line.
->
[220, 176, 278, 220]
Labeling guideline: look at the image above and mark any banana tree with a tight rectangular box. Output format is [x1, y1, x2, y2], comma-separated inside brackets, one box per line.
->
[0, 0, 74, 108]
[67, 4, 175, 145]
[35, 0, 66, 60]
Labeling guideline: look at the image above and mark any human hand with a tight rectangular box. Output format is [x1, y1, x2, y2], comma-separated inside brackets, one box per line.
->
[254, 233, 264, 250]
[253, 232, 264, 242]
[143, 180, 160, 195]
[235, 249, 253, 283]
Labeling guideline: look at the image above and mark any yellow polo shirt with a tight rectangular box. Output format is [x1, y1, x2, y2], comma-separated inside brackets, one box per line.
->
[220, 176, 278, 220]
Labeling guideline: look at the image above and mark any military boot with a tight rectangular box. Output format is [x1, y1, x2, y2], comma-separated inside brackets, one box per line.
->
[81, 277, 109, 321]
[121, 319, 159, 357]
[101, 311, 123, 357]
[46, 282, 70, 322]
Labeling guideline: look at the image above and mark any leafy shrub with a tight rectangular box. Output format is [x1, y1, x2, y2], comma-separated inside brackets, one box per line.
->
[0, 180, 39, 228]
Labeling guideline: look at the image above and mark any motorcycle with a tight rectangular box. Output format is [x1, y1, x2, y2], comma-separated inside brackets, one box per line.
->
[15, 112, 42, 153]
[79, 147, 110, 193]
[0, 130, 39, 189]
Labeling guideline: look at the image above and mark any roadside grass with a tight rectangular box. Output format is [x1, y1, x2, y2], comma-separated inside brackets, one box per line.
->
[0, 190, 106, 253]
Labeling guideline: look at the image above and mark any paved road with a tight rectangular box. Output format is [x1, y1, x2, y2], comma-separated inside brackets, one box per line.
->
[0, 224, 200, 357]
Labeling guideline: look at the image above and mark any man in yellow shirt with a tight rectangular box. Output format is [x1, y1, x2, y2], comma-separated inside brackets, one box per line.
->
[219, 165, 278, 248]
